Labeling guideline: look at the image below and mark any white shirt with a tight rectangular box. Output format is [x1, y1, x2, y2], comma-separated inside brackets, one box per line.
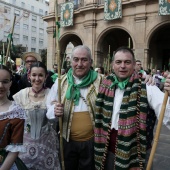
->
[111, 85, 170, 130]
[46, 76, 88, 119]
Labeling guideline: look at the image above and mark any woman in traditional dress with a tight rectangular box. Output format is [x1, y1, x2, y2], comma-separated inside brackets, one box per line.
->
[13, 62, 61, 170]
[0, 65, 27, 170]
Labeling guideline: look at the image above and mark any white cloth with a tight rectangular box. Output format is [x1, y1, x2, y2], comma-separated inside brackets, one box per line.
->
[111, 85, 170, 130]
[46, 77, 88, 119]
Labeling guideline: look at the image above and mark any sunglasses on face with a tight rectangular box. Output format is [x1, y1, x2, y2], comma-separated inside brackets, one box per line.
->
[25, 60, 37, 64]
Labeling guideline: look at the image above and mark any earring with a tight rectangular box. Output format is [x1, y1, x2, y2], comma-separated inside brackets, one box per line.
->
[43, 82, 46, 88]
[7, 90, 10, 97]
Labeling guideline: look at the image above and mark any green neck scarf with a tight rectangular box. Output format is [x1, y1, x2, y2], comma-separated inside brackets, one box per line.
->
[66, 68, 97, 105]
[110, 75, 129, 90]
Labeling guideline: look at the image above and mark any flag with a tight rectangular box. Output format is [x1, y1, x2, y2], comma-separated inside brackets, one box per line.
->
[60, 2, 74, 27]
[104, 0, 122, 20]
[159, 0, 170, 15]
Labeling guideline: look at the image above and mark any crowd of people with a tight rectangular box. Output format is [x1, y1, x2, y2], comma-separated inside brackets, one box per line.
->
[1, 45, 170, 170]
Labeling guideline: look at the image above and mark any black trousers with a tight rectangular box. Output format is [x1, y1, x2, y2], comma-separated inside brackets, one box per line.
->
[63, 138, 94, 170]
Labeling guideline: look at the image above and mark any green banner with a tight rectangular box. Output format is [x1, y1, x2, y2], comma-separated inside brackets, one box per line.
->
[159, 0, 170, 15]
[60, 2, 74, 27]
[104, 0, 122, 20]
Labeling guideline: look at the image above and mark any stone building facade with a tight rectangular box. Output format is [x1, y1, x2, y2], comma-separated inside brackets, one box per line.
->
[0, 0, 49, 53]
[44, 0, 170, 71]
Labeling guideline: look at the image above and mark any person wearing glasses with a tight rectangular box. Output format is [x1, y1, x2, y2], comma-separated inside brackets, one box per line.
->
[0, 65, 28, 170]
[18, 52, 53, 90]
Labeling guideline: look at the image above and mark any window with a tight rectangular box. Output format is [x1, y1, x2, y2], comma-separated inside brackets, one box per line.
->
[39, 18, 44, 25]
[13, 34, 20, 44]
[31, 48, 36, 52]
[39, 49, 42, 54]
[21, 2, 25, 7]
[4, 32, 8, 39]
[23, 12, 29, 18]
[23, 24, 28, 30]
[23, 35, 28, 41]
[45, 11, 48, 15]
[32, 15, 37, 21]
[39, 39, 43, 46]
[31, 37, 36, 44]
[12, 0, 16, 4]
[31, 6, 34, 11]
[14, 33, 19, 39]
[39, 9, 43, 15]
[15, 22, 20, 28]
[14, 10, 20, 16]
[39, 29, 44, 35]
[31, 26, 36, 32]
[4, 7, 10, 14]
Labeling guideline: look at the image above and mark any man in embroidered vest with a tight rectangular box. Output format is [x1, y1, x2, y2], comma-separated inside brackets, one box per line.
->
[46, 45, 103, 170]
[94, 46, 170, 170]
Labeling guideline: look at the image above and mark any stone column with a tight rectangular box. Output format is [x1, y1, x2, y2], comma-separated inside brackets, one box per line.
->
[134, 4, 147, 69]
[83, 12, 97, 65]
[144, 48, 149, 69]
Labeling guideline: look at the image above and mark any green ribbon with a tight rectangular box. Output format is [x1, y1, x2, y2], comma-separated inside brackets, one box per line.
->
[53, 21, 60, 38]
[7, 33, 16, 52]
[110, 76, 129, 90]
[51, 73, 58, 83]
[66, 68, 97, 105]
[161, 78, 166, 83]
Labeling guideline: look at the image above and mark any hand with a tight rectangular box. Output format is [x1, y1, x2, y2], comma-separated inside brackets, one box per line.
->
[144, 75, 155, 85]
[164, 74, 170, 95]
[54, 102, 64, 117]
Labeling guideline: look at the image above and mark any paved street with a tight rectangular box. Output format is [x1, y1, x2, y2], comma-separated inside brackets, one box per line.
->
[152, 123, 170, 170]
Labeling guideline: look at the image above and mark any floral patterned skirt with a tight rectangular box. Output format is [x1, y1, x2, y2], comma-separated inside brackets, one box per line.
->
[19, 124, 61, 170]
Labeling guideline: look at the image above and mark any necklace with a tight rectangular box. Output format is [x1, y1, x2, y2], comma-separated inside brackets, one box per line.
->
[32, 87, 44, 98]
[0, 100, 8, 106]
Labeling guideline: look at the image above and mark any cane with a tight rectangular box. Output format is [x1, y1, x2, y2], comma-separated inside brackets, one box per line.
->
[55, 0, 65, 169]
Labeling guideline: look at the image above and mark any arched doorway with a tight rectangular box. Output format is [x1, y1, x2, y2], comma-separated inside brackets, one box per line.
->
[60, 33, 83, 54]
[148, 24, 170, 71]
[96, 28, 133, 70]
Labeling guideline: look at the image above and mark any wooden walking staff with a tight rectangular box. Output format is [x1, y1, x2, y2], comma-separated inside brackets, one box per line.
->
[146, 91, 169, 170]
[55, 0, 65, 170]
[4, 15, 16, 66]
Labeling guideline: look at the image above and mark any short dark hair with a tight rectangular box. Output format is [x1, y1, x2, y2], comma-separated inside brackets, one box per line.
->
[30, 61, 48, 75]
[0, 65, 12, 79]
[136, 60, 141, 63]
[113, 46, 135, 61]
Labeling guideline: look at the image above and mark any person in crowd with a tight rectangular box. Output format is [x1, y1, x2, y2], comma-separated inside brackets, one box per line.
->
[160, 70, 169, 91]
[153, 69, 163, 88]
[94, 46, 170, 170]
[18, 52, 53, 90]
[52, 64, 58, 73]
[46, 45, 103, 170]
[51, 64, 58, 83]
[135, 59, 147, 77]
[104, 70, 109, 78]
[0, 65, 27, 170]
[98, 67, 104, 74]
[13, 62, 61, 170]
[63, 56, 71, 73]
[152, 68, 156, 76]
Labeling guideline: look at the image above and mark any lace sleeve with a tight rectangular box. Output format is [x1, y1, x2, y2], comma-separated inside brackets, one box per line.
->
[5, 144, 26, 153]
